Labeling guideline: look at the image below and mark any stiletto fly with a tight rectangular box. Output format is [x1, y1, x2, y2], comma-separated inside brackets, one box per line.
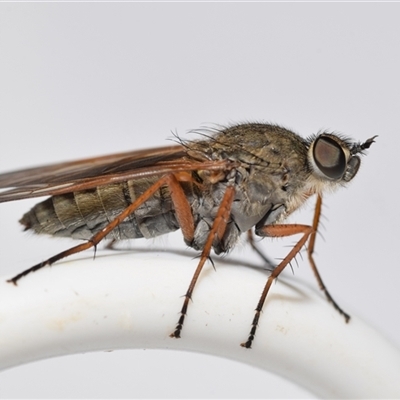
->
[0, 123, 376, 348]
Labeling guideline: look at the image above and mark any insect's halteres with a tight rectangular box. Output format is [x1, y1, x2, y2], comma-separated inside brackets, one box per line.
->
[0, 123, 376, 348]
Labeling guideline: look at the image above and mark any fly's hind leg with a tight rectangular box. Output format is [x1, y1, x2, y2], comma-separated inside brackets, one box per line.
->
[7, 173, 195, 285]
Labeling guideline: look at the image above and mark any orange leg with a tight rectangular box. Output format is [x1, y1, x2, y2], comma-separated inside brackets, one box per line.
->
[8, 173, 195, 285]
[307, 194, 350, 323]
[241, 223, 313, 348]
[170, 185, 236, 339]
[241, 195, 350, 348]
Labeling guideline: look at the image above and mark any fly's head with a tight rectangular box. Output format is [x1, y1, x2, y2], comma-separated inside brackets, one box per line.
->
[307, 133, 377, 191]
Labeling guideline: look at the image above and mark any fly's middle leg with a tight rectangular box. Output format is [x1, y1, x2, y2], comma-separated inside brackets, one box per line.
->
[170, 185, 235, 340]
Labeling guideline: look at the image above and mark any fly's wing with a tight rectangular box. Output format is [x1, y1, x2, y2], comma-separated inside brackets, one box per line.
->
[0, 145, 230, 203]
[0, 146, 185, 188]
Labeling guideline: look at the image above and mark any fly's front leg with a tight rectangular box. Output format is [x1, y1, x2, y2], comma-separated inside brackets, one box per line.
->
[170, 185, 235, 340]
[241, 224, 313, 349]
[7, 174, 194, 285]
[308, 195, 350, 323]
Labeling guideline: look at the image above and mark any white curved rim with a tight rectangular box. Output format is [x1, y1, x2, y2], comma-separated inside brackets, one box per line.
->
[0, 250, 399, 398]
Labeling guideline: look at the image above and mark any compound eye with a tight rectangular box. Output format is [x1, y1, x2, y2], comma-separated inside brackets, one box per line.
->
[313, 136, 346, 180]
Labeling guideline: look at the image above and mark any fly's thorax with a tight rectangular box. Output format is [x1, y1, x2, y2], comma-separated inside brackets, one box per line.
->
[194, 154, 312, 238]
[229, 161, 311, 231]
[187, 123, 309, 167]
[188, 123, 316, 235]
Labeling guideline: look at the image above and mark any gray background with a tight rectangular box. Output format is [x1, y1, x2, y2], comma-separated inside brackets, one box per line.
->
[0, 3, 399, 398]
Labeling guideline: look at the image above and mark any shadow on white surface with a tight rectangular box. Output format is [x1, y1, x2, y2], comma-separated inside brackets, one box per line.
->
[0, 251, 399, 398]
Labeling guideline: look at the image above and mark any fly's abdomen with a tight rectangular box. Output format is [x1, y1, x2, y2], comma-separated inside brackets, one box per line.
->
[20, 179, 181, 240]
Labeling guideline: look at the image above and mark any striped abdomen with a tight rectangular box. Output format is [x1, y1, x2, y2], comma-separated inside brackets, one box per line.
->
[20, 177, 190, 240]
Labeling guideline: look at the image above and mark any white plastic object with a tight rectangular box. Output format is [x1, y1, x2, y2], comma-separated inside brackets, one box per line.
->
[0, 251, 399, 398]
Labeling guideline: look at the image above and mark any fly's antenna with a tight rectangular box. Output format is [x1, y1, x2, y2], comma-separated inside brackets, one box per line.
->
[351, 135, 378, 155]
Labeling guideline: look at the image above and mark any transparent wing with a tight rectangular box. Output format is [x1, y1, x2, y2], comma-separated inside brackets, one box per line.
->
[0, 145, 230, 203]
